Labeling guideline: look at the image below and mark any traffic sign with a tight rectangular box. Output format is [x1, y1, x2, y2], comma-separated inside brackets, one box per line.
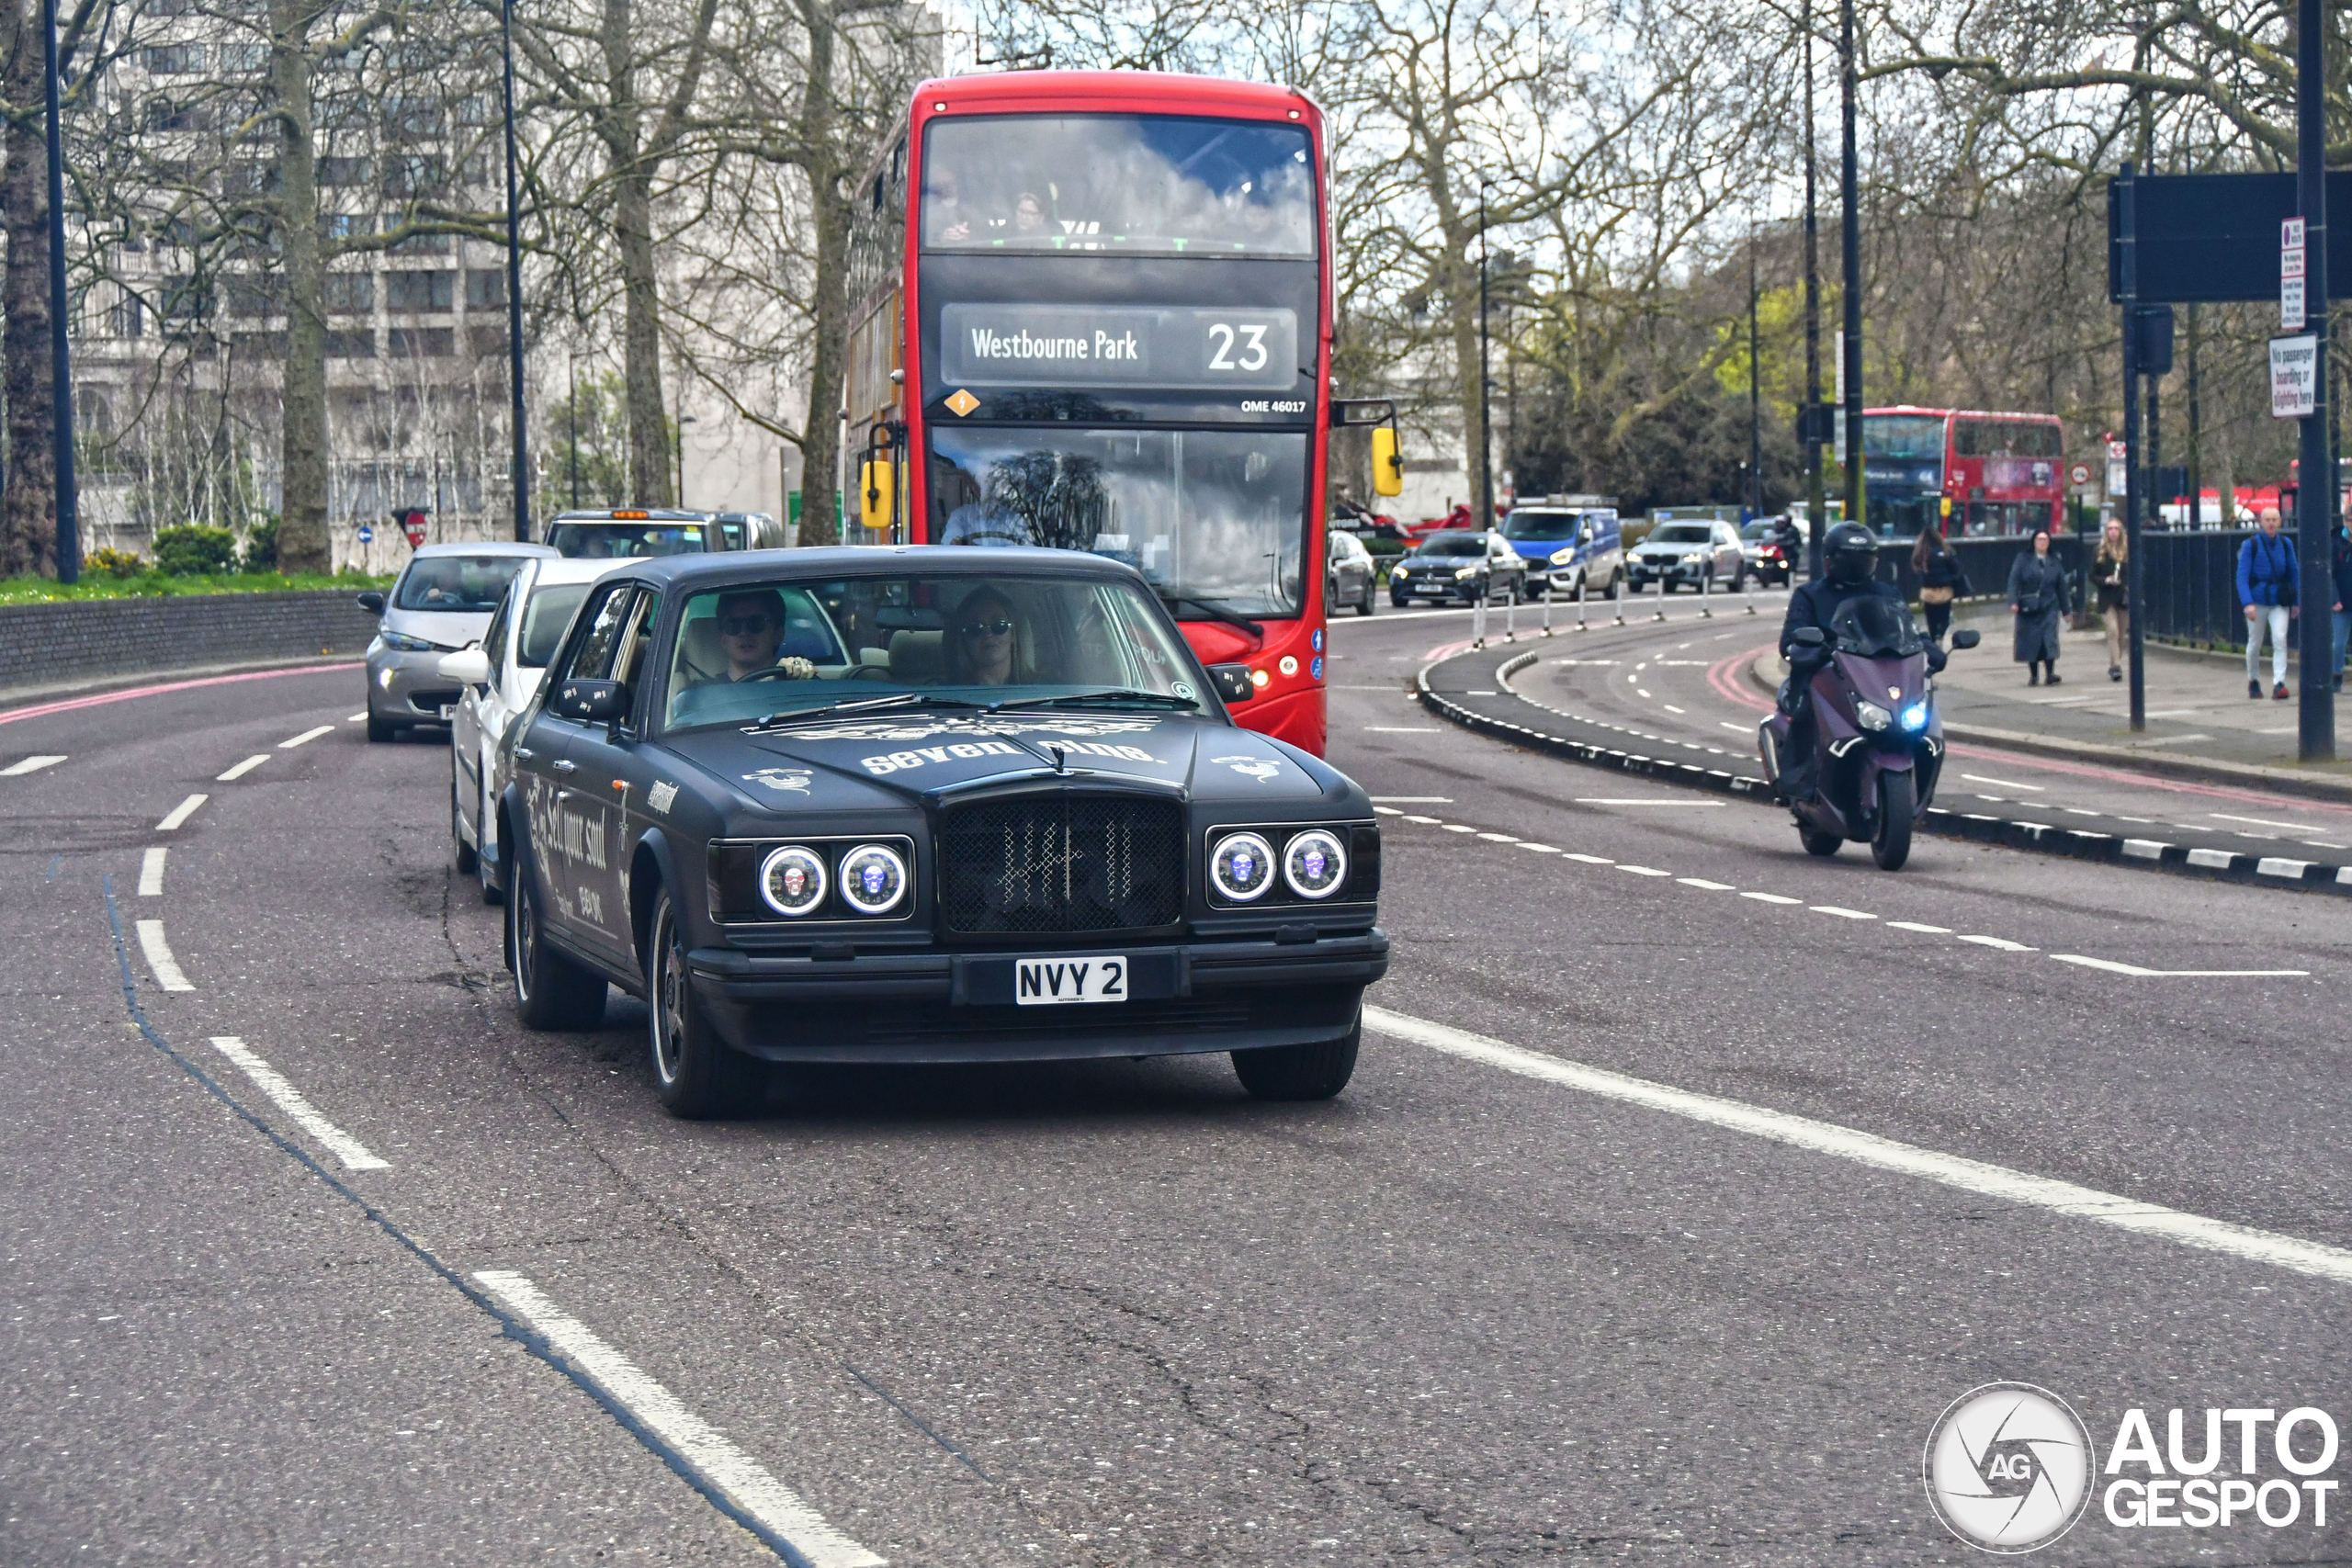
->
[2068, 463, 2091, 488]
[356, 525, 374, 544]
[2271, 334, 2318, 418]
[398, 509, 428, 548]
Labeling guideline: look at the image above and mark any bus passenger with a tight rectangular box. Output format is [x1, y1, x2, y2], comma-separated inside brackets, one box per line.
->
[928, 165, 971, 243]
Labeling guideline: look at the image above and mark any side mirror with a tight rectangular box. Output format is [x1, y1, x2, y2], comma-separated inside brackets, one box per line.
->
[437, 648, 492, 686]
[1790, 626, 1828, 649]
[860, 457, 894, 531]
[1205, 663, 1257, 704]
[1950, 628, 1982, 650]
[356, 591, 386, 614]
[1370, 426, 1403, 499]
[551, 677, 628, 724]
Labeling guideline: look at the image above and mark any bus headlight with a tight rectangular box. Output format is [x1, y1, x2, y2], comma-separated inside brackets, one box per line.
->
[1210, 832, 1276, 901]
[837, 843, 908, 915]
[1283, 829, 1348, 899]
[759, 846, 828, 916]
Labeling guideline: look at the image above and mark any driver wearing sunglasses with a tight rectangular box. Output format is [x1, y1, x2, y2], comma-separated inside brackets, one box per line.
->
[947, 586, 1023, 685]
[710, 588, 814, 683]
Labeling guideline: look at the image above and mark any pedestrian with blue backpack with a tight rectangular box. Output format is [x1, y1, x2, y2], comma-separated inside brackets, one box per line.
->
[2239, 506, 2299, 700]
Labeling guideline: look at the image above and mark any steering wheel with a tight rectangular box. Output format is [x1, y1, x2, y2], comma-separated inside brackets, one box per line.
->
[743, 657, 818, 682]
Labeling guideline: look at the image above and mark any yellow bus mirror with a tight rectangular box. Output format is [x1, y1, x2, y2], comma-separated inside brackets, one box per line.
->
[860, 458, 893, 531]
[1371, 425, 1403, 498]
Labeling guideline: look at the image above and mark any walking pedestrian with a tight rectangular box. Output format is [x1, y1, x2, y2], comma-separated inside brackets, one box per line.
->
[2331, 515, 2351, 694]
[2237, 505, 2299, 700]
[1912, 523, 1964, 644]
[2093, 517, 2130, 682]
[2007, 528, 2068, 685]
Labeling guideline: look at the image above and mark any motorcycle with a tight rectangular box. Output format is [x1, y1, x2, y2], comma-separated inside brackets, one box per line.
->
[1757, 599, 1980, 871]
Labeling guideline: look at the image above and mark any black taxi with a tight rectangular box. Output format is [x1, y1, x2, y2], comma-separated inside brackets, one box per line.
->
[496, 547, 1386, 1116]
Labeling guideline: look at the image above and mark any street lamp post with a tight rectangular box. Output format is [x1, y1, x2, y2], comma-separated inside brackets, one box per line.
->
[1477, 180, 1494, 533]
[1839, 0, 1863, 535]
[501, 0, 528, 542]
[2294, 0, 2335, 759]
[1748, 231, 1762, 520]
[567, 351, 580, 508]
[42, 0, 76, 583]
[1802, 0, 1824, 579]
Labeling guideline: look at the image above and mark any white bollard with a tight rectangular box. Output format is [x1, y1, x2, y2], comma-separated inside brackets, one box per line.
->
[1746, 563, 1758, 615]
[1576, 573, 1589, 633]
[1504, 581, 1517, 642]
[1473, 585, 1487, 649]
[1654, 574, 1667, 622]
[1700, 559, 1713, 618]
[1542, 578, 1555, 637]
[1613, 573, 1626, 626]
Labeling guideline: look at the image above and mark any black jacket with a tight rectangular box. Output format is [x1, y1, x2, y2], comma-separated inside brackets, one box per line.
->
[2334, 530, 2352, 609]
[1780, 576, 1905, 660]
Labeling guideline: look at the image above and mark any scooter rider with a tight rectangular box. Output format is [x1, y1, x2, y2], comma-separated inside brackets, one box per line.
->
[1775, 522, 1920, 801]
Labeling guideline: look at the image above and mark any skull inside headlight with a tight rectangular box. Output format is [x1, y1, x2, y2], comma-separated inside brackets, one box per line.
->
[759, 846, 828, 916]
[838, 843, 908, 915]
[1210, 832, 1276, 901]
[1283, 829, 1348, 899]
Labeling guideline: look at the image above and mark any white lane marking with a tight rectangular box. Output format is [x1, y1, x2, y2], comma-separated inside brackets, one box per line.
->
[346, 712, 368, 721]
[1371, 795, 1453, 802]
[1442, 824, 1478, 834]
[1961, 773, 2044, 791]
[1741, 891, 1803, 905]
[1616, 864, 1671, 877]
[1677, 878, 1736, 890]
[472, 1271, 887, 1568]
[1973, 794, 2007, 803]
[1, 753, 65, 776]
[1811, 906, 1877, 919]
[134, 919, 194, 991]
[1363, 1006, 2352, 1287]
[1564, 852, 1613, 864]
[1634, 687, 1652, 698]
[138, 848, 166, 897]
[1887, 920, 1951, 934]
[2306, 840, 2348, 850]
[1402, 814, 1442, 824]
[1719, 722, 1751, 733]
[280, 725, 334, 749]
[217, 754, 270, 781]
[1662, 704, 1686, 715]
[1957, 935, 2036, 952]
[1476, 832, 1521, 843]
[1366, 726, 1441, 732]
[154, 794, 207, 831]
[1575, 798, 1726, 807]
[1373, 806, 1403, 816]
[1518, 842, 1561, 853]
[2213, 812, 2326, 833]
[2050, 955, 2311, 978]
[208, 1037, 390, 1171]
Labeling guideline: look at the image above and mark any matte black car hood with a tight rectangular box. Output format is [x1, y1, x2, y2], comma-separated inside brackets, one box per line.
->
[658, 711, 1347, 815]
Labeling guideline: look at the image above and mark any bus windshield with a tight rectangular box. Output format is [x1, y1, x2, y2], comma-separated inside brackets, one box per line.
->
[1862, 415, 1947, 461]
[927, 426, 1306, 617]
[922, 115, 1317, 257]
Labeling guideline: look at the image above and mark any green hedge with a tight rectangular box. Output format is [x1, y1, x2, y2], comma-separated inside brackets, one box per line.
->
[1, 569, 389, 607]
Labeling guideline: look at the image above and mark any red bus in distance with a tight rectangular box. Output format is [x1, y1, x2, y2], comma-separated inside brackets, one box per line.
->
[842, 73, 1388, 758]
[1861, 407, 2065, 539]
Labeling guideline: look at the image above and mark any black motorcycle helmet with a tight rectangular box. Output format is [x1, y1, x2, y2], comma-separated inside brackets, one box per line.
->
[1824, 521, 1879, 585]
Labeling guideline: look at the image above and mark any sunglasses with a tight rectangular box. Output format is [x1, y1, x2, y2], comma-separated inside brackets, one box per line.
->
[960, 618, 1014, 640]
[718, 615, 775, 635]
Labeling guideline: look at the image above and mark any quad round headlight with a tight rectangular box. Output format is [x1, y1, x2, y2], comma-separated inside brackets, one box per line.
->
[1210, 831, 1276, 901]
[838, 843, 909, 915]
[758, 845, 828, 916]
[1283, 829, 1349, 899]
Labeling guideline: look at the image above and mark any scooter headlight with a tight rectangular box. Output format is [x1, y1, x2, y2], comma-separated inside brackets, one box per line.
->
[1854, 699, 1894, 732]
[1899, 700, 1929, 732]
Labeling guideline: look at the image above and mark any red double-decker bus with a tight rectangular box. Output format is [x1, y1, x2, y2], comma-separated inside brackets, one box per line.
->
[1861, 407, 2065, 538]
[841, 73, 1398, 757]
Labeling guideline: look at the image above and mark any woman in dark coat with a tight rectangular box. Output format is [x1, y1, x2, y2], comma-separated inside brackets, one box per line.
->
[2007, 528, 2068, 684]
[1911, 523, 1963, 644]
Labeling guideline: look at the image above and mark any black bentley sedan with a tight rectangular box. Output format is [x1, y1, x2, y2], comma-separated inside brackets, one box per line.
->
[495, 547, 1387, 1116]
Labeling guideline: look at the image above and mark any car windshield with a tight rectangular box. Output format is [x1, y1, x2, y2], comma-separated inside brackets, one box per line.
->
[392, 554, 529, 613]
[1501, 512, 1578, 542]
[1418, 536, 1485, 558]
[662, 572, 1207, 733]
[1648, 525, 1714, 545]
[1830, 596, 1925, 658]
[517, 582, 593, 668]
[927, 427, 1305, 617]
[922, 115, 1316, 257]
[1742, 521, 1778, 540]
[546, 521, 713, 558]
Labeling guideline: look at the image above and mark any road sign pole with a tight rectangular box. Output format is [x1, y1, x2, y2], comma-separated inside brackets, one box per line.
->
[2296, 0, 2336, 760]
[2120, 164, 2146, 731]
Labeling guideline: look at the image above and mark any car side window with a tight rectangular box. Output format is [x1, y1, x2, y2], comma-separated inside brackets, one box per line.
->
[479, 587, 513, 685]
[559, 584, 635, 686]
[613, 592, 663, 719]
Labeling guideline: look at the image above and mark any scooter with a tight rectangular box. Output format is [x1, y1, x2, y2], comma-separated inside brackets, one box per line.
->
[1757, 601, 1979, 871]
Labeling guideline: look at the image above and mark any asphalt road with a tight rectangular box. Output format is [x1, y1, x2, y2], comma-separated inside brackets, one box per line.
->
[5, 647, 2351, 1564]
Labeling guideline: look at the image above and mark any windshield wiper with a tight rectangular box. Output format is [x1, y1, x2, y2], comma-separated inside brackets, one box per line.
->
[749, 691, 986, 729]
[986, 689, 1201, 714]
[1153, 588, 1264, 638]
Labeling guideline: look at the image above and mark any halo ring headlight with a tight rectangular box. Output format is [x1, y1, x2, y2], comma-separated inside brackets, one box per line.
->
[1210, 831, 1277, 901]
[759, 845, 828, 917]
[1283, 829, 1349, 899]
[838, 842, 909, 915]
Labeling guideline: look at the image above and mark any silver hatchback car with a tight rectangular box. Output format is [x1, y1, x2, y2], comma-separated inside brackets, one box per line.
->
[357, 541, 555, 741]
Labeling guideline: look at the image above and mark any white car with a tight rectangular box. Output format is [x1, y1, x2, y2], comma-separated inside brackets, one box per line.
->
[437, 557, 627, 902]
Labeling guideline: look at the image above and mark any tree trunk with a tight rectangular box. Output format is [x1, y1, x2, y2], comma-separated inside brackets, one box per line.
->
[271, 7, 330, 573]
[0, 0, 55, 578]
[792, 0, 842, 547]
[615, 165, 670, 507]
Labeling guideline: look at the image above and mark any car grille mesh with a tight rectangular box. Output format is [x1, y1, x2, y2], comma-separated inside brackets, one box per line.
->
[939, 795, 1184, 934]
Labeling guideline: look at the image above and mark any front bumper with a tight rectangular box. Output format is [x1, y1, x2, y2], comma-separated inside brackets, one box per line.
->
[1626, 558, 1704, 582]
[1392, 576, 1483, 600]
[368, 646, 464, 725]
[688, 929, 1389, 1063]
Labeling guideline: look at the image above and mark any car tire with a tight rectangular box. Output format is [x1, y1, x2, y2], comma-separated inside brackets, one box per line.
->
[479, 784, 503, 906]
[1234, 1015, 1360, 1101]
[507, 854, 607, 1031]
[1355, 587, 1374, 616]
[452, 774, 478, 876]
[648, 886, 763, 1118]
[1390, 592, 1408, 607]
[367, 712, 396, 743]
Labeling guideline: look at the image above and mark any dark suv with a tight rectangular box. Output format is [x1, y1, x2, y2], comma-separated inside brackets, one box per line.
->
[1386, 532, 1528, 605]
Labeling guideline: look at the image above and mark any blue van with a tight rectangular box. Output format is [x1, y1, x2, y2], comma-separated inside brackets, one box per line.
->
[1499, 506, 1624, 598]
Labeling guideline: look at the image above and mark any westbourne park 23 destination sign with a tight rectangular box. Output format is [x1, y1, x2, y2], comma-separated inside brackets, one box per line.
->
[939, 304, 1300, 391]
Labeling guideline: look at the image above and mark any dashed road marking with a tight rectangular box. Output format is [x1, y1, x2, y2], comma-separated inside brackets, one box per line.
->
[1476, 832, 1521, 843]
[471, 1271, 888, 1568]
[1887, 920, 1951, 934]
[1740, 891, 1803, 905]
[1371, 795, 1452, 803]
[1519, 842, 1561, 853]
[208, 1036, 389, 1171]
[1615, 864, 1671, 877]
[280, 725, 334, 749]
[1961, 773, 2043, 791]
[1402, 814, 1442, 825]
[1564, 852, 1613, 864]
[1957, 935, 2036, 952]
[1, 754, 64, 776]
[2050, 955, 2311, 978]
[134, 919, 193, 991]
[1575, 798, 1726, 807]
[1366, 726, 1442, 732]
[217, 754, 270, 781]
[2213, 812, 2326, 833]
[1363, 1006, 2352, 1287]
[1442, 824, 1478, 834]
[138, 848, 166, 897]
[1676, 878, 1735, 890]
[346, 712, 368, 721]
[1811, 906, 1876, 919]
[155, 794, 207, 831]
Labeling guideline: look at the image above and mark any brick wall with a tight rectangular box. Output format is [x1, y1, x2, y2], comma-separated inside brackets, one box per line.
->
[0, 589, 379, 696]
